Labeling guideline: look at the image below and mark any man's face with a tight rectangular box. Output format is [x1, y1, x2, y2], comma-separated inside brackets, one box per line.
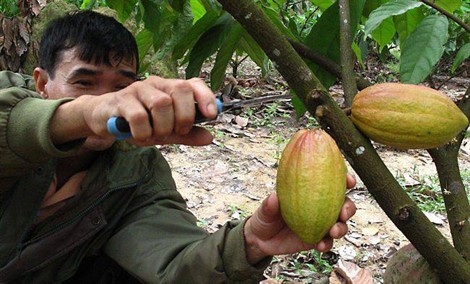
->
[36, 48, 137, 151]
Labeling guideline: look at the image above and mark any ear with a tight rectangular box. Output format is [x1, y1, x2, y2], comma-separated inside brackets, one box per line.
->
[33, 67, 48, 98]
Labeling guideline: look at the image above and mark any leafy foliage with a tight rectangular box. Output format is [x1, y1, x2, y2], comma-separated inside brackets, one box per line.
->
[5, 0, 469, 95]
[452, 43, 470, 73]
[363, 0, 467, 84]
[0, 0, 20, 16]
[400, 15, 449, 84]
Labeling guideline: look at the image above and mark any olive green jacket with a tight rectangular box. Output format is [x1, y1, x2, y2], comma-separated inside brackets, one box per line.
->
[0, 71, 269, 283]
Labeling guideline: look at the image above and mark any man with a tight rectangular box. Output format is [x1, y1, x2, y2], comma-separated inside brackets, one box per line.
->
[0, 10, 356, 283]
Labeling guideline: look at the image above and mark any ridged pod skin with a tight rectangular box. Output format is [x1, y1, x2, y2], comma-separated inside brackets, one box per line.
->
[351, 83, 469, 149]
[276, 129, 346, 244]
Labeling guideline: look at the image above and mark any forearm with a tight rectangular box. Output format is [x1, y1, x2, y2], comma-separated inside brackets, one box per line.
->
[48, 95, 96, 145]
[0, 88, 84, 176]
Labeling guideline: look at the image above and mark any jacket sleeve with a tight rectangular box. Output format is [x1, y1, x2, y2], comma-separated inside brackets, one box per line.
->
[0, 75, 82, 180]
[104, 152, 271, 284]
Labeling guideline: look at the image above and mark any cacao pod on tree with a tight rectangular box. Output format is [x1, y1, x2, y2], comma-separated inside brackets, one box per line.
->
[276, 129, 346, 244]
[351, 83, 469, 149]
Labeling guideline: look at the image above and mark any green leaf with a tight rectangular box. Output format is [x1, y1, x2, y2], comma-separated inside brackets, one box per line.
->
[80, 0, 95, 9]
[261, 6, 297, 39]
[371, 17, 396, 52]
[363, 0, 383, 17]
[152, 3, 193, 61]
[400, 15, 449, 84]
[185, 19, 233, 78]
[173, 10, 221, 59]
[141, 0, 161, 33]
[239, 31, 269, 75]
[393, 7, 425, 47]
[135, 29, 154, 64]
[168, 0, 187, 12]
[451, 43, 470, 73]
[107, 0, 138, 21]
[304, 0, 366, 88]
[291, 93, 307, 118]
[198, 0, 220, 11]
[434, 0, 462, 13]
[210, 23, 243, 90]
[364, 0, 423, 36]
[288, 17, 299, 37]
[190, 0, 206, 22]
[352, 42, 365, 69]
[310, 0, 334, 11]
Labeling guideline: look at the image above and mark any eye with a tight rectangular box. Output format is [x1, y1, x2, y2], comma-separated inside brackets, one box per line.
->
[74, 80, 93, 87]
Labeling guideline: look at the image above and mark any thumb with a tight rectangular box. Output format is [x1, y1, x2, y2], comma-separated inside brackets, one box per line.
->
[259, 193, 281, 222]
[249, 193, 284, 240]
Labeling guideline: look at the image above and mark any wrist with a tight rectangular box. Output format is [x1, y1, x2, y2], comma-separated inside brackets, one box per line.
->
[50, 95, 95, 144]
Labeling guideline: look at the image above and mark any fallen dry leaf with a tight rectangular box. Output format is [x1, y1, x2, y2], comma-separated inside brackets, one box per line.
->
[423, 211, 445, 225]
[235, 115, 249, 128]
[335, 259, 374, 284]
[336, 246, 357, 261]
[361, 227, 379, 236]
[368, 235, 381, 245]
[259, 278, 281, 284]
[329, 270, 344, 284]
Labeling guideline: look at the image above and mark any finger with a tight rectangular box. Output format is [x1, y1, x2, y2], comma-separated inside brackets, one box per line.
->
[328, 222, 348, 239]
[248, 193, 285, 240]
[346, 173, 356, 189]
[137, 86, 175, 139]
[314, 237, 333, 252]
[187, 78, 217, 119]
[339, 196, 357, 222]
[167, 80, 196, 135]
[117, 93, 153, 140]
[259, 193, 282, 223]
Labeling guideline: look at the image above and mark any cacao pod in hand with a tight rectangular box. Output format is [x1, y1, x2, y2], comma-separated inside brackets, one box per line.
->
[351, 83, 469, 149]
[276, 129, 346, 244]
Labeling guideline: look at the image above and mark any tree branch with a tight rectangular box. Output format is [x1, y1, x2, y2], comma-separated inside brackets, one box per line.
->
[428, 142, 470, 261]
[216, 0, 470, 282]
[420, 0, 470, 33]
[338, 0, 357, 107]
[459, 84, 470, 118]
[287, 38, 372, 90]
[428, 75, 470, 261]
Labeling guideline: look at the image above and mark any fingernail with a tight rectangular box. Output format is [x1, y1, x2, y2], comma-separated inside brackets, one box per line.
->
[207, 102, 217, 116]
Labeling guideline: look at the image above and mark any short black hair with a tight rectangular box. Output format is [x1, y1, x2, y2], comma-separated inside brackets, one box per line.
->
[39, 10, 139, 78]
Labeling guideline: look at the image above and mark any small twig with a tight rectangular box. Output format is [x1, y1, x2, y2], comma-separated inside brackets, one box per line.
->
[436, 67, 469, 90]
[299, 7, 319, 36]
[237, 54, 250, 65]
[287, 38, 372, 90]
[420, 0, 470, 33]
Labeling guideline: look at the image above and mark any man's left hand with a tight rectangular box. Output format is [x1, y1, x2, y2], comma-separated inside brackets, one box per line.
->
[243, 174, 357, 265]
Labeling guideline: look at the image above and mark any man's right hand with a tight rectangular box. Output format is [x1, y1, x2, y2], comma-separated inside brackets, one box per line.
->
[52, 76, 218, 147]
